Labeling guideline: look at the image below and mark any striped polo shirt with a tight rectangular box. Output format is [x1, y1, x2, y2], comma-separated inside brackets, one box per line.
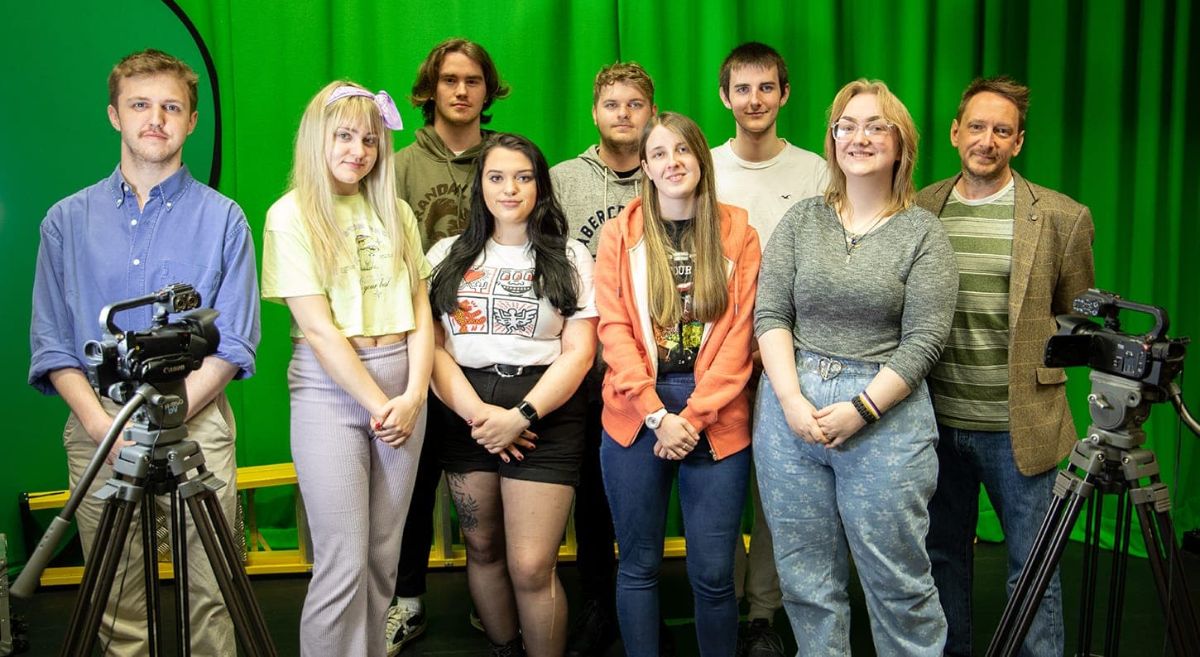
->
[928, 179, 1015, 431]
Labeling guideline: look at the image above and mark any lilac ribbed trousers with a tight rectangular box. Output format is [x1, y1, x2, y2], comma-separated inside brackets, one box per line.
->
[289, 340, 425, 657]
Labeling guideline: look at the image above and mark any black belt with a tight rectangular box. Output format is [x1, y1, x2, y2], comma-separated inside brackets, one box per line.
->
[468, 363, 551, 378]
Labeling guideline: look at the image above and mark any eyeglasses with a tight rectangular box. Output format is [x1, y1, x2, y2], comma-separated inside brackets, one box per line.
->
[830, 119, 895, 142]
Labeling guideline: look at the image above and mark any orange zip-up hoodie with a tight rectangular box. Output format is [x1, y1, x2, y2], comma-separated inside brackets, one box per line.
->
[595, 197, 761, 459]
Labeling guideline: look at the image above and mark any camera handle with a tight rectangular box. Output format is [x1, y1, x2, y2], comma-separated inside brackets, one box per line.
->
[11, 384, 152, 598]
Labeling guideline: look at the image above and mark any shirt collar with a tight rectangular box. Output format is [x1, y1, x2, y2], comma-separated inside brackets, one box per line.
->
[106, 165, 194, 209]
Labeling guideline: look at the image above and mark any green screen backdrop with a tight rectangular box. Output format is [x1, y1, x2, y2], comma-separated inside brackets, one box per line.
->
[2, 0, 1197, 570]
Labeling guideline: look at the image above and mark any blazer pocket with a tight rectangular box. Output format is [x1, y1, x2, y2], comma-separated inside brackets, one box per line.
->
[1036, 366, 1068, 385]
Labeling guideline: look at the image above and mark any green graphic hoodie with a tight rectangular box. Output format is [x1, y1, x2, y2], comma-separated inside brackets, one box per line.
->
[395, 126, 493, 250]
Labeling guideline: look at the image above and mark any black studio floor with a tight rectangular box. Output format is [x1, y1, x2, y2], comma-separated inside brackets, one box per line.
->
[11, 541, 1200, 656]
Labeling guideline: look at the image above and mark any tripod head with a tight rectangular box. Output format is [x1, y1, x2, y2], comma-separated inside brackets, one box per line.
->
[1083, 372, 1156, 450]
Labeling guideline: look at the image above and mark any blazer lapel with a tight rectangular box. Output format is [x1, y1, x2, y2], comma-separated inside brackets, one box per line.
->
[1009, 171, 1040, 328]
[928, 176, 957, 215]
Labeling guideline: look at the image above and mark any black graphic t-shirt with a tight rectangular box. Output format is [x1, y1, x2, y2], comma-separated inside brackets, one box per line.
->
[427, 236, 597, 368]
[655, 219, 702, 373]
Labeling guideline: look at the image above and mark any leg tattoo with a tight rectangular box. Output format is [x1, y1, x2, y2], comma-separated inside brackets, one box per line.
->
[446, 472, 481, 533]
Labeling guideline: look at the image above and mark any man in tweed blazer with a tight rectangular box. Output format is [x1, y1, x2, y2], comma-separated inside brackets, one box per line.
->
[916, 76, 1095, 657]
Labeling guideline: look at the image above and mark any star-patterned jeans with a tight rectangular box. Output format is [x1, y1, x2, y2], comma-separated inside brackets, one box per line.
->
[753, 351, 947, 657]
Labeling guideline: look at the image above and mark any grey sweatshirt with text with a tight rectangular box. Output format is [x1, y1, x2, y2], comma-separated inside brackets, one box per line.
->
[550, 145, 641, 257]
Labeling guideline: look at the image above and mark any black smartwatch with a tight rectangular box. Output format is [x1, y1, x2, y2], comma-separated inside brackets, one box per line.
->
[516, 400, 539, 423]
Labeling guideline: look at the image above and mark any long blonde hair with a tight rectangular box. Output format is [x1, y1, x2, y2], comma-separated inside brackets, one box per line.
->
[289, 80, 420, 289]
[823, 79, 919, 217]
[639, 112, 728, 326]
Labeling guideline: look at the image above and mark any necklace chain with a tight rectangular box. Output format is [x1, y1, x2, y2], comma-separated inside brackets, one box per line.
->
[839, 211, 886, 259]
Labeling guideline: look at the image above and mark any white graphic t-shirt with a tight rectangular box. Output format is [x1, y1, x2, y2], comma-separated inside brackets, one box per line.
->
[427, 236, 597, 368]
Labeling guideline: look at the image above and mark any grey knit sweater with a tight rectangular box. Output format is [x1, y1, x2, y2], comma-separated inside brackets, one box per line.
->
[754, 197, 959, 389]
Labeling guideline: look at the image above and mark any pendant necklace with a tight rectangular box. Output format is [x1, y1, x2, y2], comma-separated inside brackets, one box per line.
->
[840, 211, 886, 263]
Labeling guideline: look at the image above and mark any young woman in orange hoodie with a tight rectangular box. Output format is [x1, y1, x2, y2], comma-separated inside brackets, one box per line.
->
[594, 112, 761, 657]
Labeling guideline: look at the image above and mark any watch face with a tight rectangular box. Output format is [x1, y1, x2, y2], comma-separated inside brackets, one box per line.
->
[518, 401, 537, 421]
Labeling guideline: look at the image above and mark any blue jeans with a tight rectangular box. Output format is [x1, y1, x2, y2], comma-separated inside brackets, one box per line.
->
[754, 352, 947, 657]
[926, 425, 1064, 657]
[601, 372, 750, 657]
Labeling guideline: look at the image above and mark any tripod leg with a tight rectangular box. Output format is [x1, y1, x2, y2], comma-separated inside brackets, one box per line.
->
[987, 470, 1089, 657]
[1103, 491, 1132, 655]
[185, 489, 277, 657]
[1078, 492, 1104, 656]
[59, 495, 121, 657]
[200, 492, 276, 656]
[171, 491, 192, 657]
[1133, 491, 1200, 655]
[65, 496, 139, 657]
[59, 489, 119, 656]
[141, 492, 165, 657]
[1007, 494, 1083, 657]
[1155, 513, 1200, 649]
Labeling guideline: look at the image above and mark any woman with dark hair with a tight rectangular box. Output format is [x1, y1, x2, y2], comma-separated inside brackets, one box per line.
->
[753, 79, 958, 655]
[595, 112, 761, 656]
[427, 132, 597, 657]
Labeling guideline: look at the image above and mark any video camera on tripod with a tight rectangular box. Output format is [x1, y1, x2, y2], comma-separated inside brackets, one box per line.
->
[13, 283, 276, 656]
[988, 289, 1199, 657]
[85, 282, 218, 401]
[1045, 288, 1188, 389]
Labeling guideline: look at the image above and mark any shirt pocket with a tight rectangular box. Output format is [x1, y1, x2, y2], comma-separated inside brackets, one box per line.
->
[157, 260, 220, 309]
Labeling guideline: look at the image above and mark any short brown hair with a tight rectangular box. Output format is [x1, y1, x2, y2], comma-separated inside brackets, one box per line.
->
[956, 76, 1030, 131]
[823, 79, 920, 217]
[592, 62, 655, 105]
[108, 49, 199, 112]
[719, 42, 788, 94]
[410, 38, 510, 126]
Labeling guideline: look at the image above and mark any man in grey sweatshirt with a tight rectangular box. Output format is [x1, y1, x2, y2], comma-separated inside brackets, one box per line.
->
[551, 62, 657, 256]
[550, 62, 657, 657]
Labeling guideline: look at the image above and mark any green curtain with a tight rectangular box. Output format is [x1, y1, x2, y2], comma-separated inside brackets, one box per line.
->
[2, 0, 1196, 568]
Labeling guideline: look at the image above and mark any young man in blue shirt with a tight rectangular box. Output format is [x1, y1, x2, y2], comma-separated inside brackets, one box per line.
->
[29, 48, 260, 657]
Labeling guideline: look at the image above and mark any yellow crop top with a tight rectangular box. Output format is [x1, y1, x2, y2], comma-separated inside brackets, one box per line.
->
[262, 191, 431, 338]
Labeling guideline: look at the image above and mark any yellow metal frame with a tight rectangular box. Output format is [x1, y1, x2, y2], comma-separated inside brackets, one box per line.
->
[23, 462, 707, 586]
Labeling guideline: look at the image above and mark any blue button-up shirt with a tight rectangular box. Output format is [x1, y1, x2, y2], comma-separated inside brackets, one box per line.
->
[29, 165, 260, 395]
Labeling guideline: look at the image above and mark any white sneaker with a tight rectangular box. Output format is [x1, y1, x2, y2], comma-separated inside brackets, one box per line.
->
[385, 597, 426, 656]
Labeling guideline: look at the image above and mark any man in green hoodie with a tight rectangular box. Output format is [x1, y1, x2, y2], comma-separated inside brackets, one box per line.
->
[550, 62, 658, 657]
[395, 38, 510, 250]
[387, 38, 509, 656]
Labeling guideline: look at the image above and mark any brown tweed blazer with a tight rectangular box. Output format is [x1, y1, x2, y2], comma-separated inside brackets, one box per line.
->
[916, 171, 1095, 475]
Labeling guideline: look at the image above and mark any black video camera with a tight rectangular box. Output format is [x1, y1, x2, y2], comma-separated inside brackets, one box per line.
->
[84, 283, 220, 401]
[1043, 289, 1188, 388]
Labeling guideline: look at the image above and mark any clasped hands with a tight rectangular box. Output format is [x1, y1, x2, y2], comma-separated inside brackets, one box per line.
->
[370, 391, 424, 447]
[652, 413, 699, 460]
[468, 403, 537, 463]
[782, 395, 866, 449]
